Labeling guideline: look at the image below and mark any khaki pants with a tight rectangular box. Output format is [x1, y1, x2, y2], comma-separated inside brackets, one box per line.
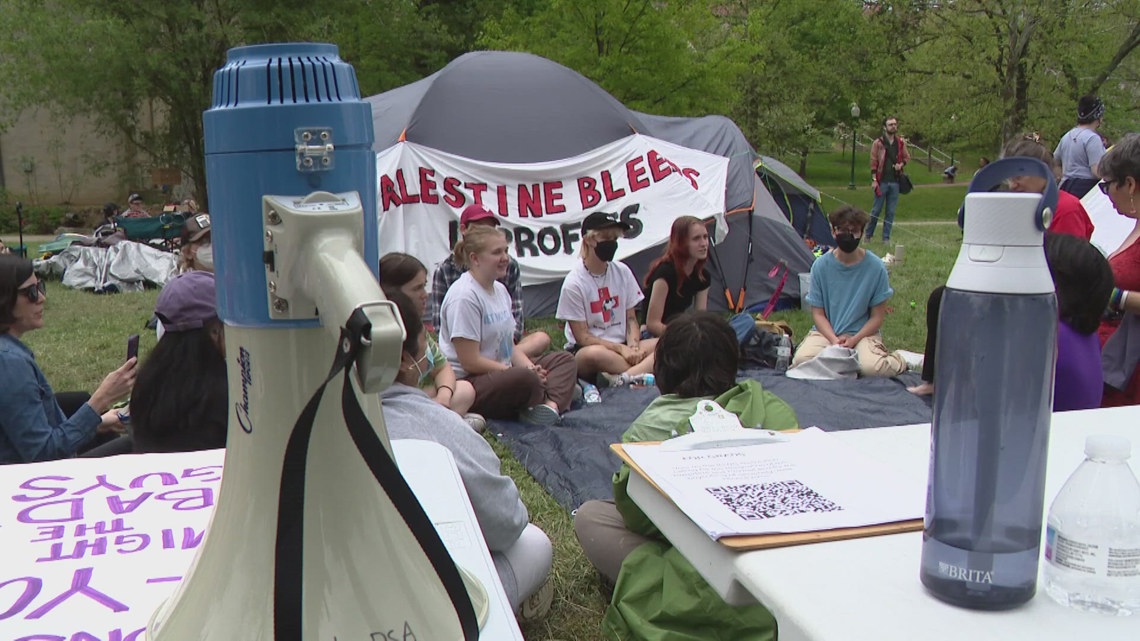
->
[791, 330, 907, 377]
[573, 499, 653, 584]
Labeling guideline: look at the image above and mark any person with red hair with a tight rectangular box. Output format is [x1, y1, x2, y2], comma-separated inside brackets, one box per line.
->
[642, 216, 711, 337]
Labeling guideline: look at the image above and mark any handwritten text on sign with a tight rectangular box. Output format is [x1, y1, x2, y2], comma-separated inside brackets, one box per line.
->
[0, 450, 223, 641]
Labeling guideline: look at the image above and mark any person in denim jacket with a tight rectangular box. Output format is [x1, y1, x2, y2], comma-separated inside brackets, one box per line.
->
[0, 256, 136, 464]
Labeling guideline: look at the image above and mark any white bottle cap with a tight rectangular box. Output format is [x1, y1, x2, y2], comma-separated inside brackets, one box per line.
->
[1085, 434, 1131, 461]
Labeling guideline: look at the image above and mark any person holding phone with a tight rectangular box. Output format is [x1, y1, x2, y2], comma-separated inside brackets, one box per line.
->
[0, 255, 136, 464]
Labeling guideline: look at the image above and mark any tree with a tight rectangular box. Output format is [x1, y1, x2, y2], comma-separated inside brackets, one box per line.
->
[479, 0, 743, 117]
[873, 0, 1140, 152]
[727, 0, 891, 175]
[0, 0, 459, 207]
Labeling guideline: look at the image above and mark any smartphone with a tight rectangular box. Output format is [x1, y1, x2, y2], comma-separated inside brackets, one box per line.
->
[126, 334, 140, 362]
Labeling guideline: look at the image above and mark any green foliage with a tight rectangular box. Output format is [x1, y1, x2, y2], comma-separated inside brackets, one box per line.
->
[730, 0, 893, 158]
[480, 0, 744, 117]
[0, 0, 375, 207]
[875, 0, 1140, 151]
[0, 203, 70, 235]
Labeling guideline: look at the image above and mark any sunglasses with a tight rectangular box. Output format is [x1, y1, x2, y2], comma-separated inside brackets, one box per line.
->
[18, 280, 46, 303]
[1099, 180, 1116, 195]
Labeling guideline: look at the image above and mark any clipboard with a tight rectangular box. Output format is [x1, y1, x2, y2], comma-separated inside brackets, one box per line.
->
[612, 442, 924, 551]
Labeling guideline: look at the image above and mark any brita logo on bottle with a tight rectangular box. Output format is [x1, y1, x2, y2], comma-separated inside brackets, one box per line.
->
[235, 347, 253, 434]
[938, 561, 994, 584]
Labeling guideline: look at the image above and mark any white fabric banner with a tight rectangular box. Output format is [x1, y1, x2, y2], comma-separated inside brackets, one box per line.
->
[375, 135, 729, 287]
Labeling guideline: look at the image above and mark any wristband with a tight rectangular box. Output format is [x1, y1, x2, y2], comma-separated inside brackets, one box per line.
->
[437, 385, 454, 394]
[1110, 287, 1126, 312]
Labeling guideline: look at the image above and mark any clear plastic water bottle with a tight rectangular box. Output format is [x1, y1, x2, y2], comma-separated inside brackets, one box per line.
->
[582, 382, 602, 405]
[920, 159, 1060, 610]
[775, 334, 792, 372]
[1043, 435, 1140, 615]
[629, 373, 655, 387]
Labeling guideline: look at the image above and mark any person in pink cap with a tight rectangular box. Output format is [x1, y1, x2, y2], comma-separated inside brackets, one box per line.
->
[428, 203, 550, 359]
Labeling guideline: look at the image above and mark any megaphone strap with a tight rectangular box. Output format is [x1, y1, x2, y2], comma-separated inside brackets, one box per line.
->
[274, 308, 479, 640]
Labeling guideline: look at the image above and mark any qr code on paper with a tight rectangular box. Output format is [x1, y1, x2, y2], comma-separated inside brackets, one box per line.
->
[707, 479, 843, 520]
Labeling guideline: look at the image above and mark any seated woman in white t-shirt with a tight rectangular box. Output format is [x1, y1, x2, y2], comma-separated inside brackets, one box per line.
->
[439, 224, 577, 425]
[556, 212, 657, 387]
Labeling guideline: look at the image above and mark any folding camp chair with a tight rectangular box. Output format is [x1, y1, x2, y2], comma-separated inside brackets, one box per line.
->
[114, 213, 186, 251]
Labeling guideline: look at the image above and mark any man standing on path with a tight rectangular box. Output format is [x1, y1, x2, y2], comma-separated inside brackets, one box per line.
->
[867, 116, 909, 244]
[1053, 95, 1107, 198]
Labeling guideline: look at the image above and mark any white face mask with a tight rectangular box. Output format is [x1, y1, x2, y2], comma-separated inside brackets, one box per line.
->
[196, 243, 214, 271]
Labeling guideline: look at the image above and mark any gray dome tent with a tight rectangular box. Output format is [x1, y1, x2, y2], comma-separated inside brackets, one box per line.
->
[366, 50, 815, 316]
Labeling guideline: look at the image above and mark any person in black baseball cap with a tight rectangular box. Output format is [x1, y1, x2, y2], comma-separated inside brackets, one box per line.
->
[580, 211, 632, 235]
[556, 211, 655, 388]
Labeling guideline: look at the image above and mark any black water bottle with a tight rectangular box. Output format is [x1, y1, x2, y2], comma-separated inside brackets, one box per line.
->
[920, 158, 1059, 610]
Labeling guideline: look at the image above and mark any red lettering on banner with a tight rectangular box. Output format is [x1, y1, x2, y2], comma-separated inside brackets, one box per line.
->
[465, 182, 488, 206]
[578, 177, 601, 209]
[395, 169, 420, 204]
[379, 174, 402, 211]
[647, 150, 673, 182]
[544, 181, 566, 214]
[442, 177, 464, 208]
[626, 157, 650, 192]
[518, 184, 542, 218]
[496, 184, 509, 216]
[682, 167, 701, 190]
[600, 170, 626, 201]
[418, 168, 439, 205]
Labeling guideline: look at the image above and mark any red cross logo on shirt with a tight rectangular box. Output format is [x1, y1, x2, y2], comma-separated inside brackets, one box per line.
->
[590, 287, 620, 323]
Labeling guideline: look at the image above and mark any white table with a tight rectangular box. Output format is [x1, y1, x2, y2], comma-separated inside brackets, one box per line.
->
[628, 405, 1140, 641]
[392, 439, 524, 641]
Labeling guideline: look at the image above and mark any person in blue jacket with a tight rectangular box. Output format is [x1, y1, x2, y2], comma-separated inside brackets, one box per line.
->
[0, 255, 136, 464]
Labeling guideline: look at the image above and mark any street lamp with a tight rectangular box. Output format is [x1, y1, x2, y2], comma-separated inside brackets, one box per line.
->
[848, 102, 861, 190]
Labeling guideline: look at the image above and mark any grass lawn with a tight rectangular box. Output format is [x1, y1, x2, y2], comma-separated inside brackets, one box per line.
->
[21, 222, 961, 639]
[776, 148, 980, 225]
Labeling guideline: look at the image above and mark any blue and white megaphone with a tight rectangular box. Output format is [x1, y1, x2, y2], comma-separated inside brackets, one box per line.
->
[147, 43, 480, 640]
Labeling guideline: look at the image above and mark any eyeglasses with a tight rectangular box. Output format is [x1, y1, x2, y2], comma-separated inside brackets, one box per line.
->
[17, 280, 46, 303]
[1099, 180, 1116, 195]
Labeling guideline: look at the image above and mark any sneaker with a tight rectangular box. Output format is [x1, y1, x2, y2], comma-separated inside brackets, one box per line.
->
[572, 381, 584, 404]
[462, 413, 487, 433]
[519, 404, 560, 426]
[597, 372, 628, 388]
[518, 576, 554, 623]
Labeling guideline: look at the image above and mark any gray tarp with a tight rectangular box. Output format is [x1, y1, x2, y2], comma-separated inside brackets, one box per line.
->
[36, 243, 177, 292]
[490, 370, 932, 512]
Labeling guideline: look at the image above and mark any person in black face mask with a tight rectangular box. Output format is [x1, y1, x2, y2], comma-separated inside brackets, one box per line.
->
[556, 212, 658, 387]
[789, 205, 908, 377]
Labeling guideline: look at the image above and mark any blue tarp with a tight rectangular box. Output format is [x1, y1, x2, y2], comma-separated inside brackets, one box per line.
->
[490, 371, 931, 512]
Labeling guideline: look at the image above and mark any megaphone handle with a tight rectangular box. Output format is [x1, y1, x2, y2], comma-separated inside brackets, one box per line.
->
[274, 310, 479, 640]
